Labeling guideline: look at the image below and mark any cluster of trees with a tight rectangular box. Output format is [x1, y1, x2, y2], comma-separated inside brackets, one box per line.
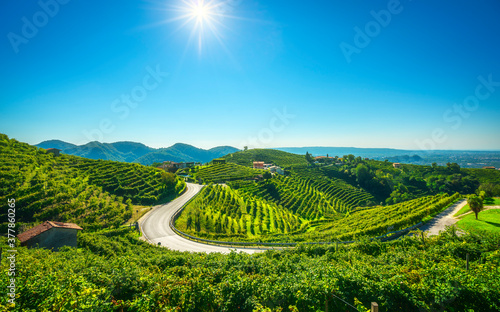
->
[309, 155, 486, 205]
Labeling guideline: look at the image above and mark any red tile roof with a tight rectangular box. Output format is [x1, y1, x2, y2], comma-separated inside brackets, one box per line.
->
[17, 221, 83, 243]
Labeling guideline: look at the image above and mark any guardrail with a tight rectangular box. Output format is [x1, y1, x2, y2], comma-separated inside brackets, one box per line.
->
[168, 185, 426, 248]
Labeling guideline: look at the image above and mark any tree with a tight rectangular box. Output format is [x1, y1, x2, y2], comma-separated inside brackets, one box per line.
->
[446, 162, 460, 173]
[244, 146, 248, 151]
[263, 171, 272, 180]
[305, 152, 314, 164]
[468, 195, 484, 220]
[355, 164, 370, 186]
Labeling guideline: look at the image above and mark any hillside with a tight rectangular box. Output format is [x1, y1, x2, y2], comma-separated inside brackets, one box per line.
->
[223, 148, 308, 168]
[0, 134, 185, 230]
[36, 139, 77, 151]
[36, 139, 239, 165]
[2, 227, 499, 311]
[174, 149, 500, 243]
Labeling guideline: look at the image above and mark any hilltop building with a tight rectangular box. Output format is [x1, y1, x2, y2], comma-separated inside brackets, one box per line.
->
[253, 161, 264, 169]
[314, 156, 334, 160]
[46, 148, 61, 157]
[18, 221, 83, 251]
[393, 163, 402, 169]
[483, 166, 496, 170]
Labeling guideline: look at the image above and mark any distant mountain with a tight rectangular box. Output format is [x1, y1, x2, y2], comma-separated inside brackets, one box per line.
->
[274, 147, 410, 159]
[36, 139, 77, 151]
[36, 140, 239, 165]
[273, 147, 500, 168]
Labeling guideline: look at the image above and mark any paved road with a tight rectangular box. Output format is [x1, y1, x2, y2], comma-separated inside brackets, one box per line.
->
[418, 199, 467, 235]
[139, 183, 266, 254]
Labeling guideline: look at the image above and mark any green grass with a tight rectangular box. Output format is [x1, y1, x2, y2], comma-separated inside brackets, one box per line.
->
[456, 209, 500, 234]
[484, 197, 500, 206]
[453, 197, 500, 217]
[454, 204, 471, 217]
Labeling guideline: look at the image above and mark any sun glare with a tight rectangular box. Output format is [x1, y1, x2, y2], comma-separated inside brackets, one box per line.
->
[192, 3, 210, 20]
[166, 0, 231, 54]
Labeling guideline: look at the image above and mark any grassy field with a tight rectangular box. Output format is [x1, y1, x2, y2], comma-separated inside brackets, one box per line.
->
[454, 197, 500, 217]
[454, 204, 471, 217]
[457, 209, 500, 234]
[484, 197, 500, 205]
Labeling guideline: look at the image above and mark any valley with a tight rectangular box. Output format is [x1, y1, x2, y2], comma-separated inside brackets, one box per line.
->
[1, 133, 500, 311]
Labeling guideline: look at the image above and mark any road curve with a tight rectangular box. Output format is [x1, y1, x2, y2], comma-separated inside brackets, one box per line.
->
[139, 183, 266, 254]
[418, 199, 467, 235]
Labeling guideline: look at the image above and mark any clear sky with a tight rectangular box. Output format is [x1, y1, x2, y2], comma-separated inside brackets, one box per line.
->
[1, 0, 499, 150]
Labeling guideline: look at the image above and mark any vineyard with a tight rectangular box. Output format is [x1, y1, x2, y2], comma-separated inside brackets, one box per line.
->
[175, 180, 461, 242]
[223, 148, 308, 168]
[0, 134, 185, 230]
[194, 163, 263, 183]
[2, 227, 499, 311]
[175, 185, 303, 240]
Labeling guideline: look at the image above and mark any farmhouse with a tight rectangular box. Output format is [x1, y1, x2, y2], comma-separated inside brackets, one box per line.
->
[161, 161, 181, 170]
[393, 163, 402, 169]
[46, 148, 61, 157]
[483, 166, 496, 170]
[253, 161, 264, 169]
[17, 221, 83, 251]
[314, 156, 334, 160]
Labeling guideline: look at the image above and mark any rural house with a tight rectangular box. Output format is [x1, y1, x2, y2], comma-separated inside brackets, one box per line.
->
[45, 148, 61, 157]
[213, 159, 226, 165]
[393, 163, 402, 169]
[253, 161, 264, 169]
[17, 221, 83, 251]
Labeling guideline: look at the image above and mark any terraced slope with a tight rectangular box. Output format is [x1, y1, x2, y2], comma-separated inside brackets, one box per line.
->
[224, 149, 308, 168]
[175, 179, 461, 242]
[0, 134, 185, 230]
[195, 163, 263, 183]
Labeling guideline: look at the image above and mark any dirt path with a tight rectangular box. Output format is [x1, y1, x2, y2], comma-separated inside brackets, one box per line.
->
[455, 206, 500, 218]
[418, 199, 467, 236]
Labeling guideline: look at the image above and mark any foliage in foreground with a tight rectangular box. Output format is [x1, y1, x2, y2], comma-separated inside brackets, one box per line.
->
[1, 228, 499, 311]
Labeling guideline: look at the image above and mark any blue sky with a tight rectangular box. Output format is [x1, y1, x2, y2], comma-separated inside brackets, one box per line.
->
[1, 0, 499, 150]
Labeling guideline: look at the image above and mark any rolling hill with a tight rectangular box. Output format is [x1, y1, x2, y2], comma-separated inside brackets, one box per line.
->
[36, 140, 240, 165]
[0, 134, 185, 230]
[223, 148, 308, 168]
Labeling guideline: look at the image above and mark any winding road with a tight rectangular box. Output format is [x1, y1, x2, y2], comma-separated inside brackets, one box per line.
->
[418, 199, 467, 235]
[140, 183, 470, 253]
[139, 183, 266, 254]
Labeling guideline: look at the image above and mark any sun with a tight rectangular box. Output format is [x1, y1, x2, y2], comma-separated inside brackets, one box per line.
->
[165, 0, 230, 54]
[191, 2, 211, 20]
